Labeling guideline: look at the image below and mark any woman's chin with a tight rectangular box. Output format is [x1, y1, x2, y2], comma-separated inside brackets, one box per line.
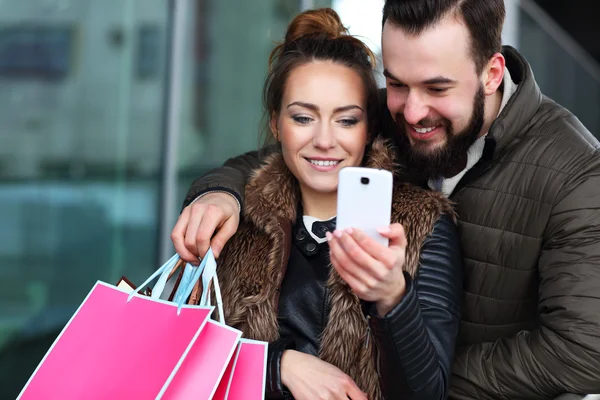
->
[299, 178, 339, 195]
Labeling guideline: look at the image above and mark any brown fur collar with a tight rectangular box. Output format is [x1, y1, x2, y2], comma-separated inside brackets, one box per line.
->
[216, 137, 454, 399]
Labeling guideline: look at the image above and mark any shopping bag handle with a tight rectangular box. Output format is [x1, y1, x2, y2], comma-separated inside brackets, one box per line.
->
[171, 249, 225, 315]
[197, 249, 225, 324]
[184, 249, 225, 324]
[150, 257, 187, 300]
[127, 254, 179, 302]
[127, 253, 208, 316]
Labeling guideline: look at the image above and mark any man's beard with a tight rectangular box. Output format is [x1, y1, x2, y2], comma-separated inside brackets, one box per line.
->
[398, 85, 485, 180]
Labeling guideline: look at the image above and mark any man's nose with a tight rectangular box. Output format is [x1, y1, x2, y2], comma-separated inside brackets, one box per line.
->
[402, 91, 429, 125]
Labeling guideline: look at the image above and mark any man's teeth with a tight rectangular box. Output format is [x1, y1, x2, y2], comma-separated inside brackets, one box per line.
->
[310, 160, 340, 166]
[413, 126, 436, 134]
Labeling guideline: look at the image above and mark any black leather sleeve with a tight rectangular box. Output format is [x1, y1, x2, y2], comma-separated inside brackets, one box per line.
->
[265, 337, 295, 399]
[369, 213, 462, 399]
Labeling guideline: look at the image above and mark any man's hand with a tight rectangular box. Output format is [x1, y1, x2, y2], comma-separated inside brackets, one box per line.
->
[327, 223, 408, 316]
[281, 350, 367, 400]
[171, 193, 240, 264]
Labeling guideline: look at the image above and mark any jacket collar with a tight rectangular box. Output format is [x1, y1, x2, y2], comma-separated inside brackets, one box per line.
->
[488, 46, 544, 160]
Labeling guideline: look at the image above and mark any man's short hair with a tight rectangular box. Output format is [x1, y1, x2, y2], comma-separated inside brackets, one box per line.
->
[382, 0, 506, 73]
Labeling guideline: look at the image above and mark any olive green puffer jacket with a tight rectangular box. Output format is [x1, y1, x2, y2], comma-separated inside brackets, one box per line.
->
[446, 47, 600, 399]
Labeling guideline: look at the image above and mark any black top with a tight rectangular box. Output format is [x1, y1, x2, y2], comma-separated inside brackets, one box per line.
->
[276, 215, 331, 356]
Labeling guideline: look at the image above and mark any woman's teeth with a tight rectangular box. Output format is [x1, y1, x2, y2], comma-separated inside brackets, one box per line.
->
[309, 159, 340, 166]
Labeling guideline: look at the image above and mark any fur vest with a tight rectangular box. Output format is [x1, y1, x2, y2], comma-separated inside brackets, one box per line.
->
[216, 137, 454, 399]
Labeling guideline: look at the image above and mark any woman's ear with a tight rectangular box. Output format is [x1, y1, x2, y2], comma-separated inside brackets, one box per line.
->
[269, 114, 280, 141]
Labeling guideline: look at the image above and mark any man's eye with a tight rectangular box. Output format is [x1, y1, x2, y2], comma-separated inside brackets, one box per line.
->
[429, 87, 448, 93]
[389, 82, 406, 89]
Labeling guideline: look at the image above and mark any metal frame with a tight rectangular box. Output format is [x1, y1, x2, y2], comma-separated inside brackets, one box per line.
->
[158, 0, 188, 264]
[502, 0, 520, 49]
[520, 0, 600, 83]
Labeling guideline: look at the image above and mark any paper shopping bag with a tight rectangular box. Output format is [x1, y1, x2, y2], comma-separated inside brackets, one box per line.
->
[213, 339, 268, 400]
[113, 251, 244, 399]
[185, 249, 268, 400]
[162, 248, 244, 398]
[165, 248, 267, 400]
[18, 252, 241, 400]
[17, 282, 213, 400]
[162, 320, 242, 399]
[227, 340, 268, 399]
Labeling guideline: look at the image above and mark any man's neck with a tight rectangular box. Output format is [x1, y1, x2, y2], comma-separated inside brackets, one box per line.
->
[444, 152, 469, 178]
[479, 88, 504, 139]
[301, 187, 337, 220]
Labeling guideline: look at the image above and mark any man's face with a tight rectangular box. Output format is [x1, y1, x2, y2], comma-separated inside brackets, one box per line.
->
[382, 15, 487, 178]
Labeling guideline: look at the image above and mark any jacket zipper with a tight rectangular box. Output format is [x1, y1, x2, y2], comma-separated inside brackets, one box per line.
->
[366, 315, 382, 377]
[323, 289, 331, 330]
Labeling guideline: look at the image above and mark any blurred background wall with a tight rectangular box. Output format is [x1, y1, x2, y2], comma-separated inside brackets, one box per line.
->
[0, 0, 598, 397]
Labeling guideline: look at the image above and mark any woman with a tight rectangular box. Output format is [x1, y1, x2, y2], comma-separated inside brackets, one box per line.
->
[193, 8, 461, 400]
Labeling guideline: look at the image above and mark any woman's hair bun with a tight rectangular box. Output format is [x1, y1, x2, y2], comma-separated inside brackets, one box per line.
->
[284, 7, 349, 43]
[267, 7, 376, 71]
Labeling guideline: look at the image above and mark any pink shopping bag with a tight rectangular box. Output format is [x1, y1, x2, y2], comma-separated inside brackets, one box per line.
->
[17, 282, 213, 400]
[18, 251, 242, 400]
[214, 339, 268, 400]
[162, 320, 241, 399]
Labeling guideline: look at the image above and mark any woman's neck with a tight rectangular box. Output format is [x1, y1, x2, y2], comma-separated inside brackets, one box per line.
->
[300, 186, 337, 220]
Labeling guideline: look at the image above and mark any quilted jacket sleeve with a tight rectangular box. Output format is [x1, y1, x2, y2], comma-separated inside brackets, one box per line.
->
[450, 153, 600, 399]
[369, 213, 463, 399]
[182, 146, 278, 209]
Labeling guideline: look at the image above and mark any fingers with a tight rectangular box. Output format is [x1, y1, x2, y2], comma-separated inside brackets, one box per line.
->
[171, 207, 198, 264]
[282, 350, 367, 400]
[346, 383, 368, 400]
[210, 214, 239, 258]
[330, 229, 394, 275]
[377, 223, 407, 249]
[172, 199, 239, 265]
[340, 374, 367, 400]
[346, 228, 397, 268]
[330, 255, 368, 296]
[328, 233, 382, 298]
[327, 226, 408, 302]
[190, 204, 226, 260]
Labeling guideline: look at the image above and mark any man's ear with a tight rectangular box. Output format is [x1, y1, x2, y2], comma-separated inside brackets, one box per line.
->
[482, 52, 505, 96]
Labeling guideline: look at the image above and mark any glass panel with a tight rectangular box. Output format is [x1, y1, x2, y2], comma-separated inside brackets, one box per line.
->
[175, 0, 327, 207]
[333, 0, 385, 85]
[517, 3, 600, 138]
[0, 1, 168, 397]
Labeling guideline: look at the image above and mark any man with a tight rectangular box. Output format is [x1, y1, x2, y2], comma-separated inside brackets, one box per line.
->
[171, 0, 600, 398]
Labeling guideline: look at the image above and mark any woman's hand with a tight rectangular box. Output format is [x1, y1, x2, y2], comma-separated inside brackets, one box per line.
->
[281, 350, 367, 400]
[327, 223, 408, 316]
[171, 193, 240, 263]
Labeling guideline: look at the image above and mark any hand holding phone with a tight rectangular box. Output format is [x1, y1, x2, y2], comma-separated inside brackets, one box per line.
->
[332, 167, 407, 312]
[336, 167, 393, 247]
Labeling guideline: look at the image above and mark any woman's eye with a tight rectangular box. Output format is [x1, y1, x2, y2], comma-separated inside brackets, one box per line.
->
[292, 116, 313, 124]
[339, 118, 358, 127]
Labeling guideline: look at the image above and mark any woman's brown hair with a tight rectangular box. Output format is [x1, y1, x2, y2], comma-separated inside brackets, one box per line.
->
[262, 8, 380, 144]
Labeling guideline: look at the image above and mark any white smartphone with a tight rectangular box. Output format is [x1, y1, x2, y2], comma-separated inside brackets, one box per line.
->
[336, 167, 393, 247]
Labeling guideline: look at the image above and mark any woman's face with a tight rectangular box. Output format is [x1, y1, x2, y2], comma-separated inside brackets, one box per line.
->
[274, 61, 369, 197]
